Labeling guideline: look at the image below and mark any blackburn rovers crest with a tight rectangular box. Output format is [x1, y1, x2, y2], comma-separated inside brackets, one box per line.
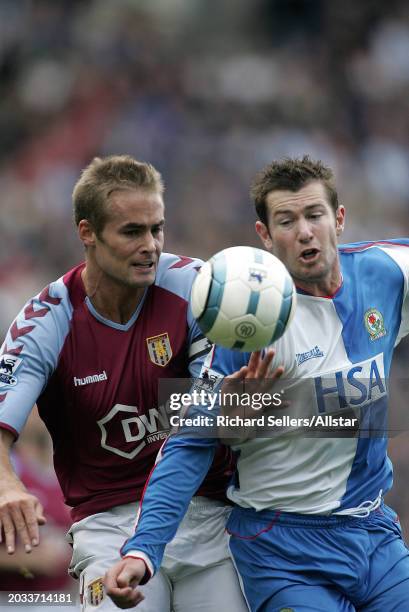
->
[364, 308, 386, 341]
[146, 332, 173, 367]
[86, 576, 105, 607]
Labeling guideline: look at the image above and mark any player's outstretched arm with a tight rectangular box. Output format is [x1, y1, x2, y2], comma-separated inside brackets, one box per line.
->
[104, 558, 146, 609]
[104, 433, 217, 605]
[0, 429, 46, 554]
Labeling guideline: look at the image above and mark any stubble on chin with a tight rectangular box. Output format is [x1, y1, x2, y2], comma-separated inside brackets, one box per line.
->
[129, 272, 156, 289]
[292, 261, 329, 284]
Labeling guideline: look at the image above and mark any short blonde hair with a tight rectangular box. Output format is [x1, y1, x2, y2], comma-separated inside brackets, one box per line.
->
[73, 155, 164, 235]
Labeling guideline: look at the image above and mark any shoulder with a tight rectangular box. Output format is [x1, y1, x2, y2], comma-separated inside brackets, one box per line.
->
[15, 274, 73, 332]
[1, 267, 80, 360]
[154, 253, 203, 301]
[339, 238, 409, 259]
[339, 239, 409, 279]
[32, 265, 84, 326]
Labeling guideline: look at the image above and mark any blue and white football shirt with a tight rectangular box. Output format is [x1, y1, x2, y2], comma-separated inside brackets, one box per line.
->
[121, 239, 409, 576]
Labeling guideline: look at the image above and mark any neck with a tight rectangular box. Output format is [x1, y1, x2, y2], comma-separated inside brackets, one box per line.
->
[294, 265, 343, 298]
[81, 265, 146, 324]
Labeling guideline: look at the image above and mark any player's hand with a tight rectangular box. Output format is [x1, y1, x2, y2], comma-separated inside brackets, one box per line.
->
[104, 558, 146, 609]
[219, 349, 285, 443]
[0, 486, 46, 554]
[228, 348, 283, 384]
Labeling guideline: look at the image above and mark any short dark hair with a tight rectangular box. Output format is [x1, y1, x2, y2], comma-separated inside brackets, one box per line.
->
[251, 155, 339, 225]
[73, 155, 164, 236]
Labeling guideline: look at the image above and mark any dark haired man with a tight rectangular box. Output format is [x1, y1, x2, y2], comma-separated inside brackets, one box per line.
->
[106, 156, 409, 610]
[0, 156, 247, 611]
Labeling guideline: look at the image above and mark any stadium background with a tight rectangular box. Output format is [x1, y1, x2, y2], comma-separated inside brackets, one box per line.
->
[0, 0, 408, 593]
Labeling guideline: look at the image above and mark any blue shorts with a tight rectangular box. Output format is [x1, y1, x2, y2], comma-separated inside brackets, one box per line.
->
[227, 503, 409, 612]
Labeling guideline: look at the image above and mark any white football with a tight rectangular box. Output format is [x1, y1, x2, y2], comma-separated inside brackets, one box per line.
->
[191, 246, 296, 352]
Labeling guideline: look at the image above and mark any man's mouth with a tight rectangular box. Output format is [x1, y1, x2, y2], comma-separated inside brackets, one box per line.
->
[132, 262, 155, 269]
[299, 248, 320, 262]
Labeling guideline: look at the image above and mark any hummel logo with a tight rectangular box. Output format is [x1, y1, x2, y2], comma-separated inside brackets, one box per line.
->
[74, 371, 108, 387]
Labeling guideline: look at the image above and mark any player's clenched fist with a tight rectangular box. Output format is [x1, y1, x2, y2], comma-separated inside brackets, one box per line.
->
[0, 486, 45, 554]
[104, 558, 147, 608]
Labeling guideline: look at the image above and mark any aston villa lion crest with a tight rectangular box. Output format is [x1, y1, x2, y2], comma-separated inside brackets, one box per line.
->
[146, 333, 173, 366]
[86, 576, 105, 607]
[364, 308, 386, 341]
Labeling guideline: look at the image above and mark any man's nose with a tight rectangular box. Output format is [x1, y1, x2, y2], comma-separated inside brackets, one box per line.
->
[140, 231, 156, 252]
[297, 218, 314, 242]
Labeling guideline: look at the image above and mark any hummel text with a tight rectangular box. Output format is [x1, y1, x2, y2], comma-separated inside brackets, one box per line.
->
[74, 371, 108, 386]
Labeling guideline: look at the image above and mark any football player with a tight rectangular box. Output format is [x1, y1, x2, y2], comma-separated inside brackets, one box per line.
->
[105, 156, 409, 611]
[0, 155, 248, 611]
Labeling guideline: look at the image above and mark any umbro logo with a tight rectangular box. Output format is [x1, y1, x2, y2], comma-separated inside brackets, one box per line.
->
[74, 371, 108, 387]
[296, 346, 324, 366]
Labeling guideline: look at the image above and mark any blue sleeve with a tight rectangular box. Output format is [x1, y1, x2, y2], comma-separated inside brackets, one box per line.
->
[211, 345, 251, 373]
[0, 280, 72, 436]
[120, 344, 250, 577]
[120, 435, 217, 575]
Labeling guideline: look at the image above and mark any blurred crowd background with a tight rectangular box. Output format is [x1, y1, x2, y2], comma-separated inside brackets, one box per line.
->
[1, 0, 408, 591]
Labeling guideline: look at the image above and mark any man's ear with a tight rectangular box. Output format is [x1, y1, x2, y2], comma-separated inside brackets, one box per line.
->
[335, 205, 345, 236]
[78, 220, 96, 248]
[255, 220, 273, 250]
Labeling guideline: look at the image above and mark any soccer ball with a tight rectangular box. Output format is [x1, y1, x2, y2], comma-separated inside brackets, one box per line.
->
[191, 246, 296, 352]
